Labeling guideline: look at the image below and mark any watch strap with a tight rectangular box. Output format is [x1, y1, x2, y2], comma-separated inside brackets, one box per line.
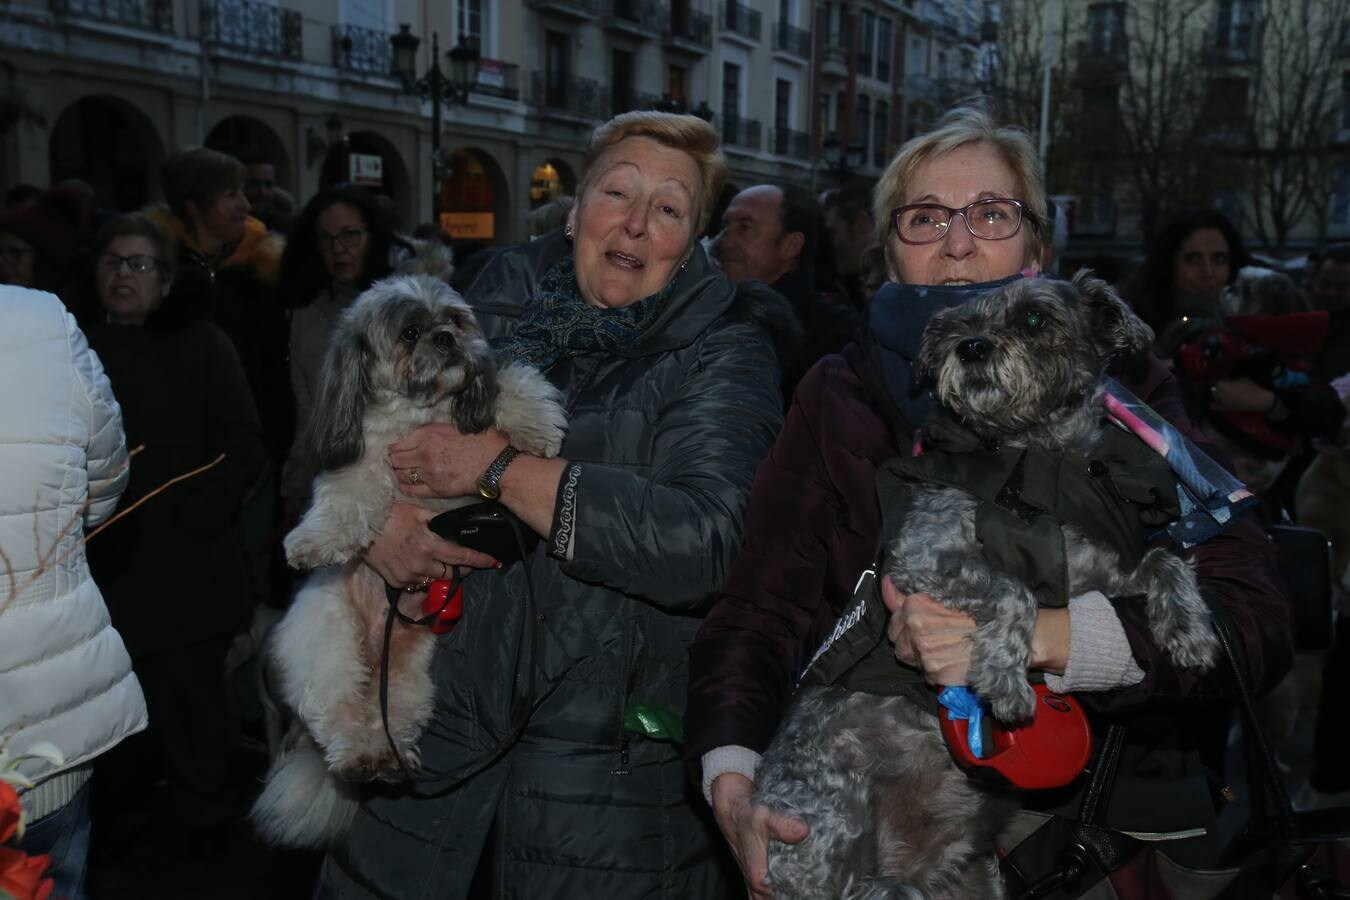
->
[477, 445, 520, 499]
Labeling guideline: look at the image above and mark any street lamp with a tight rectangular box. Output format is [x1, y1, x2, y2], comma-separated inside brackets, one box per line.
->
[821, 130, 865, 182]
[390, 24, 481, 221]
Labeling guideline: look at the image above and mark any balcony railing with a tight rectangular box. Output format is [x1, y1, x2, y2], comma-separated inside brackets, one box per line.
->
[720, 2, 761, 41]
[526, 0, 603, 18]
[721, 114, 761, 150]
[773, 20, 810, 57]
[471, 58, 520, 101]
[50, 0, 173, 32]
[610, 0, 662, 35]
[530, 72, 606, 121]
[771, 127, 810, 159]
[664, 7, 711, 49]
[204, 0, 301, 59]
[333, 24, 393, 75]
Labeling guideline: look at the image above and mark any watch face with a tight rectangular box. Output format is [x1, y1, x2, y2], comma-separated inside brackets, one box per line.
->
[476, 475, 501, 500]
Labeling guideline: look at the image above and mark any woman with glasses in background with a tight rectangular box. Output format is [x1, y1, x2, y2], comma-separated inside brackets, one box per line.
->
[84, 213, 266, 865]
[686, 106, 1289, 898]
[276, 185, 415, 515]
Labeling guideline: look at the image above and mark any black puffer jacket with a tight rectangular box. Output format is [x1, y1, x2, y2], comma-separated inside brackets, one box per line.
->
[318, 232, 785, 899]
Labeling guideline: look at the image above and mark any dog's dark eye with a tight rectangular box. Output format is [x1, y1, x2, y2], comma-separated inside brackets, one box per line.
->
[1023, 310, 1045, 330]
[400, 325, 420, 343]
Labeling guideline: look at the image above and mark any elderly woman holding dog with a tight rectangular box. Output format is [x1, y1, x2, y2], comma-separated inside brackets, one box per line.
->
[686, 106, 1292, 897]
[312, 111, 785, 897]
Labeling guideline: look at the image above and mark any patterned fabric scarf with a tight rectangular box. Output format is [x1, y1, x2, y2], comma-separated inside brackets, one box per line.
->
[494, 253, 674, 370]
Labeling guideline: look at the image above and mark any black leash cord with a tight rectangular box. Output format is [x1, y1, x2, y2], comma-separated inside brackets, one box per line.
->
[376, 513, 559, 797]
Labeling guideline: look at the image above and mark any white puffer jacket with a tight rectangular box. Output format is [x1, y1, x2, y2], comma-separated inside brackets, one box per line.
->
[0, 287, 147, 819]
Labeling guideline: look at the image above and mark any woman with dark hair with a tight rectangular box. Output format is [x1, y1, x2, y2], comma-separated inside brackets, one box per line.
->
[278, 185, 417, 510]
[1122, 208, 1252, 348]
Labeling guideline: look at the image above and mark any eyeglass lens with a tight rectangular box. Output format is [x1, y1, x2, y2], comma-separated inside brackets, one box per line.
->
[894, 199, 1023, 245]
[317, 228, 365, 250]
[98, 254, 158, 273]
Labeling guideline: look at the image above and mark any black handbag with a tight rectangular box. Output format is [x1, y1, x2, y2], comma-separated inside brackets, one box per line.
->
[1000, 601, 1350, 900]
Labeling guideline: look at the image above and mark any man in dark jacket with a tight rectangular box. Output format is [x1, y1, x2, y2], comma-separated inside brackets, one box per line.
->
[712, 183, 858, 401]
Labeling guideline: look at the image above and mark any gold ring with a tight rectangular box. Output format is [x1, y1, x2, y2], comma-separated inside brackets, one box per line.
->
[409, 468, 421, 484]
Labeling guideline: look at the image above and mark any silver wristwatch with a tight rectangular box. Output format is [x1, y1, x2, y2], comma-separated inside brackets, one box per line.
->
[475, 445, 520, 500]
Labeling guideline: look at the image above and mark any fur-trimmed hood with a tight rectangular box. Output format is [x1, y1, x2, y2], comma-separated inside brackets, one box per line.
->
[392, 237, 456, 282]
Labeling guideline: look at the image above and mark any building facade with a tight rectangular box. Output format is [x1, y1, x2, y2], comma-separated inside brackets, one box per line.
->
[0, 0, 986, 243]
[984, 0, 1350, 262]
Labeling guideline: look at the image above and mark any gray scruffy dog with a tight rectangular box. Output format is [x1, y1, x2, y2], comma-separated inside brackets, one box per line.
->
[755, 271, 1220, 899]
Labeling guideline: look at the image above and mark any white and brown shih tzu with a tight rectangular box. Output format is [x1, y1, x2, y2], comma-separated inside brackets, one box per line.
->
[251, 274, 566, 849]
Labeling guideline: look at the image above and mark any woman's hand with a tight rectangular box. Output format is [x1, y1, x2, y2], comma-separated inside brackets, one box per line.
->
[1209, 378, 1276, 415]
[710, 773, 808, 899]
[362, 502, 499, 588]
[881, 576, 975, 686]
[388, 423, 508, 500]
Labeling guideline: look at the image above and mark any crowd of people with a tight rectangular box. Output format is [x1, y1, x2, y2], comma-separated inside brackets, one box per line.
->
[0, 102, 1347, 899]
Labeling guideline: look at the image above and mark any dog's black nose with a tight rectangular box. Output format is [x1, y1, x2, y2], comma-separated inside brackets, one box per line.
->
[433, 331, 456, 352]
[956, 337, 992, 363]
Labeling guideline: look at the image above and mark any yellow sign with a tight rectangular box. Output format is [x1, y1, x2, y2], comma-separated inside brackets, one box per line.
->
[440, 212, 495, 240]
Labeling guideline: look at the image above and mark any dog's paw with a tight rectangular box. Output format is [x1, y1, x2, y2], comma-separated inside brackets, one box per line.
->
[987, 679, 1037, 726]
[331, 748, 409, 784]
[1136, 549, 1220, 672]
[283, 525, 353, 570]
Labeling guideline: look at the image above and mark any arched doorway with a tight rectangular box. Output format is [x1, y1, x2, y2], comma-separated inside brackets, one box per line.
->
[345, 130, 413, 230]
[205, 114, 292, 189]
[528, 157, 577, 209]
[319, 130, 414, 230]
[48, 95, 164, 212]
[441, 148, 511, 250]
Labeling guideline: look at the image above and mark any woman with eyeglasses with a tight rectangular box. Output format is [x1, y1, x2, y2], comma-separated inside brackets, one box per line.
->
[83, 212, 266, 858]
[276, 185, 418, 513]
[686, 106, 1290, 897]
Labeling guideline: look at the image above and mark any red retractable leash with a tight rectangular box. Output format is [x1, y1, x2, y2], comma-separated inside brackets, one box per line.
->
[939, 683, 1093, 791]
[421, 578, 464, 634]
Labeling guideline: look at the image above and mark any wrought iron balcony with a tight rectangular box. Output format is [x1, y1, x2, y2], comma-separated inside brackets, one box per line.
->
[771, 127, 810, 160]
[204, 0, 301, 60]
[608, 0, 662, 36]
[530, 71, 606, 121]
[664, 6, 711, 51]
[471, 58, 520, 101]
[333, 24, 394, 75]
[773, 20, 810, 57]
[720, 1, 761, 42]
[525, 0, 602, 19]
[50, 0, 172, 32]
[721, 114, 761, 150]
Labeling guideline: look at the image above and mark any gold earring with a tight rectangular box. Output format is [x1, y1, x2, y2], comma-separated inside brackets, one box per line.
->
[565, 223, 573, 239]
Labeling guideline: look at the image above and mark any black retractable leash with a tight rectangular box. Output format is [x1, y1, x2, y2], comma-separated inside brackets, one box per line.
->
[373, 502, 562, 798]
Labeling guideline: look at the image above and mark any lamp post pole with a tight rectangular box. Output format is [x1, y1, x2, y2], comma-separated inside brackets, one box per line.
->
[428, 33, 446, 222]
[391, 25, 480, 233]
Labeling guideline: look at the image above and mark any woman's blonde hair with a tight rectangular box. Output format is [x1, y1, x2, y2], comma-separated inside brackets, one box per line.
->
[579, 111, 727, 235]
[872, 106, 1046, 268]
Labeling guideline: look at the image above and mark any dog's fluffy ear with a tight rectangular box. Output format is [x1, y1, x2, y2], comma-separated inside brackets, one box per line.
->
[1072, 268, 1153, 360]
[451, 361, 498, 434]
[306, 329, 369, 471]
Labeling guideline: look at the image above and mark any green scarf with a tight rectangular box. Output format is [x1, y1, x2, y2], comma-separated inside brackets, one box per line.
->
[494, 253, 674, 369]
